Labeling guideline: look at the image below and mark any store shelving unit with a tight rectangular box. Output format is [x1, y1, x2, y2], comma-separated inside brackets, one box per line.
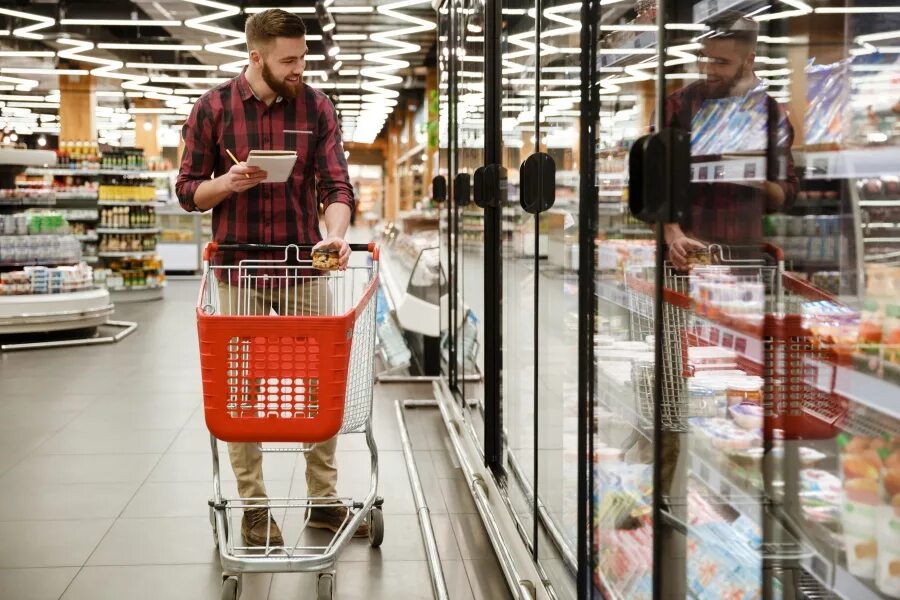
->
[18, 164, 173, 302]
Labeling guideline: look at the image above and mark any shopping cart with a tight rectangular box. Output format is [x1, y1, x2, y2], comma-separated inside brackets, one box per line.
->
[196, 242, 383, 600]
[625, 244, 846, 439]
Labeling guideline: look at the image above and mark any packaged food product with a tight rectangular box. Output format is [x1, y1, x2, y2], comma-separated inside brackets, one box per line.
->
[311, 248, 340, 270]
[860, 299, 885, 345]
[885, 305, 900, 364]
[729, 403, 763, 430]
[843, 478, 880, 578]
[876, 505, 900, 598]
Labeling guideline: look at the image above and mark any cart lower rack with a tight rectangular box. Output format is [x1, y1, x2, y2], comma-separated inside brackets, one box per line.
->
[196, 242, 383, 600]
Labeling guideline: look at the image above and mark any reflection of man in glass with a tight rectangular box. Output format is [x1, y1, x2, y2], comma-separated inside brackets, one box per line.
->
[662, 12, 799, 269]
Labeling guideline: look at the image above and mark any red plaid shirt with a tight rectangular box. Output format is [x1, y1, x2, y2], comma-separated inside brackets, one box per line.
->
[664, 82, 798, 245]
[176, 69, 354, 267]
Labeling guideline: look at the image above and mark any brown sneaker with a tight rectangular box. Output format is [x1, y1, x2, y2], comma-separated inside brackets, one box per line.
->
[241, 508, 284, 547]
[306, 505, 369, 538]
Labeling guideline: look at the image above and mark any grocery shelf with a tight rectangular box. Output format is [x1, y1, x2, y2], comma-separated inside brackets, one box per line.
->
[83, 256, 99, 263]
[0, 199, 55, 207]
[859, 199, 900, 207]
[53, 193, 98, 201]
[97, 228, 160, 235]
[58, 211, 99, 221]
[801, 147, 900, 180]
[97, 251, 158, 258]
[74, 234, 98, 242]
[0, 258, 82, 267]
[25, 168, 174, 178]
[97, 201, 165, 207]
[0, 287, 113, 335]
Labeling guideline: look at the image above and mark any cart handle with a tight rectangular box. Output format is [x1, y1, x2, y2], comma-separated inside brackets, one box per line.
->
[202, 241, 379, 261]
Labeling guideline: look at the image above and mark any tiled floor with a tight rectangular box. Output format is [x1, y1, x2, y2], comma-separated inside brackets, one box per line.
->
[0, 279, 511, 600]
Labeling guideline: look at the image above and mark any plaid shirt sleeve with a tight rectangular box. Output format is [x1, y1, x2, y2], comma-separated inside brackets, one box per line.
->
[176, 97, 217, 213]
[772, 113, 799, 212]
[314, 95, 355, 212]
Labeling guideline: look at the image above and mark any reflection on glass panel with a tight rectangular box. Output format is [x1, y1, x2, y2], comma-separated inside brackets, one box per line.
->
[501, 0, 538, 549]
[591, 1, 659, 598]
[534, 0, 581, 596]
[457, 0, 486, 410]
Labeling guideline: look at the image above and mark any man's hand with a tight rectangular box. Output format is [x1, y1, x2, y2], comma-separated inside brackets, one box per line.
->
[223, 163, 268, 194]
[313, 237, 351, 270]
[664, 224, 706, 270]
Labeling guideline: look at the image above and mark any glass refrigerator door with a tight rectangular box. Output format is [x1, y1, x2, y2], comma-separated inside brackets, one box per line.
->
[591, 2, 900, 599]
[500, 0, 540, 552]
[456, 0, 487, 426]
[533, 0, 582, 595]
[590, 1, 659, 597]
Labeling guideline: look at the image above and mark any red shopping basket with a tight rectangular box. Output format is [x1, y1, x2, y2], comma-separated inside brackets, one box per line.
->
[196, 242, 379, 443]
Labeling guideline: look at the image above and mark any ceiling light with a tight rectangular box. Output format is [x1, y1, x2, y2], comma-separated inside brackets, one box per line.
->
[306, 54, 327, 61]
[332, 60, 343, 72]
[129, 107, 177, 114]
[37, 135, 46, 147]
[5, 101, 60, 109]
[329, 6, 374, 12]
[184, 0, 243, 38]
[149, 76, 229, 84]
[0, 51, 55, 58]
[0, 7, 55, 40]
[317, 2, 337, 33]
[60, 19, 182, 26]
[339, 69, 359, 76]
[816, 6, 900, 13]
[244, 7, 315, 13]
[0, 95, 45, 102]
[333, 34, 368, 41]
[0, 68, 89, 75]
[335, 54, 361, 61]
[125, 63, 218, 71]
[98, 43, 204, 51]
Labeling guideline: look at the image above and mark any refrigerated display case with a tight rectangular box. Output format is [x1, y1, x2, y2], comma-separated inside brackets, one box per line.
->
[436, 1, 900, 599]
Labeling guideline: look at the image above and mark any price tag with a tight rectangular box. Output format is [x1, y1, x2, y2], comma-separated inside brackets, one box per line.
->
[710, 328, 720, 344]
[735, 337, 747, 354]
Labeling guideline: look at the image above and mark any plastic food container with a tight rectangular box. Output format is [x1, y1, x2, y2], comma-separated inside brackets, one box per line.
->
[729, 403, 763, 430]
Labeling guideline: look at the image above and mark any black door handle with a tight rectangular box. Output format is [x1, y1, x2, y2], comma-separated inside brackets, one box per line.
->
[473, 164, 507, 209]
[628, 128, 690, 224]
[432, 175, 447, 204]
[519, 152, 555, 214]
[454, 172, 472, 207]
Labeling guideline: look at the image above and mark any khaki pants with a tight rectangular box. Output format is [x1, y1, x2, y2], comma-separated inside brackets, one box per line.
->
[217, 278, 338, 501]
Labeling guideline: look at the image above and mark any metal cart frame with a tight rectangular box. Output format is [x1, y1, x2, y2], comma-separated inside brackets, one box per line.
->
[196, 242, 384, 600]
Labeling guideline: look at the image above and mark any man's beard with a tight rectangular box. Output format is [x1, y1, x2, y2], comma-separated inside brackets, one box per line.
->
[262, 62, 301, 99]
[703, 63, 747, 99]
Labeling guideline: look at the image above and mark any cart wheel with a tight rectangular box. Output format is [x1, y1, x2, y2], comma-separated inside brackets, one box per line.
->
[368, 507, 384, 548]
[209, 506, 219, 549]
[316, 573, 334, 600]
[221, 576, 239, 600]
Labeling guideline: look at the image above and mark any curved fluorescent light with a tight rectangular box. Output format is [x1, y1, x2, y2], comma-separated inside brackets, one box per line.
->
[754, 0, 812, 21]
[0, 51, 55, 58]
[184, 0, 243, 38]
[60, 19, 182, 26]
[244, 7, 315, 13]
[816, 6, 900, 13]
[0, 7, 55, 40]
[99, 43, 203, 51]
[1, 68, 89, 75]
[125, 63, 218, 71]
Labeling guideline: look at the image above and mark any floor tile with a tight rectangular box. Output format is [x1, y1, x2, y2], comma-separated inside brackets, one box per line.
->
[35, 428, 179, 455]
[449, 513, 497, 561]
[0, 519, 112, 568]
[0, 567, 79, 600]
[465, 557, 514, 600]
[61, 565, 271, 600]
[438, 476, 478, 514]
[87, 517, 216, 566]
[270, 561, 434, 600]
[123, 479, 291, 518]
[0, 482, 141, 521]
[0, 453, 161, 485]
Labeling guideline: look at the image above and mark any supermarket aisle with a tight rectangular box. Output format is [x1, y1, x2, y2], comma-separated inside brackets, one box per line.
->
[0, 279, 511, 600]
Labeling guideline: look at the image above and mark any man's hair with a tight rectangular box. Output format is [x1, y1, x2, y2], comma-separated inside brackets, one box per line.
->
[706, 11, 758, 49]
[245, 9, 307, 52]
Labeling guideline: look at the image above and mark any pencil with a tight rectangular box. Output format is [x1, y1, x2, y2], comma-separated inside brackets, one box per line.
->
[225, 148, 250, 179]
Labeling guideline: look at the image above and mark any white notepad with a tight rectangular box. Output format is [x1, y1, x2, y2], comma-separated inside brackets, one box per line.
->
[245, 150, 298, 183]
